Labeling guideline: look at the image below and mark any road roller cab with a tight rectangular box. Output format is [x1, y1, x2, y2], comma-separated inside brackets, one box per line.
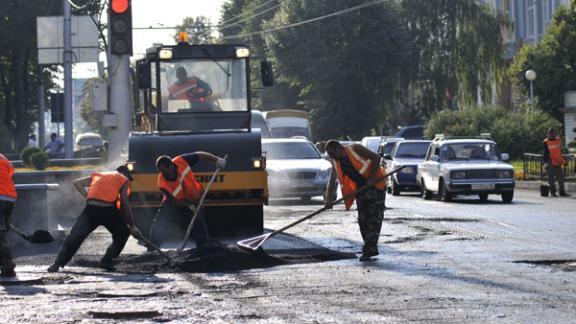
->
[130, 40, 273, 239]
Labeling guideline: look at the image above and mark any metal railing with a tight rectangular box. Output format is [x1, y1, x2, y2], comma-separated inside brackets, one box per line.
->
[522, 153, 576, 182]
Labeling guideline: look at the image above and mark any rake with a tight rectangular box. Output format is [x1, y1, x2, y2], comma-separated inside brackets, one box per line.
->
[237, 165, 407, 252]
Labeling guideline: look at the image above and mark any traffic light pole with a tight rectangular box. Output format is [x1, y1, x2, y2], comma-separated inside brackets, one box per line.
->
[107, 54, 132, 166]
[63, 0, 74, 158]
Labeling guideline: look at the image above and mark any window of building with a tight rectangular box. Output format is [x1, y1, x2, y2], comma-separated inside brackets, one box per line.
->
[527, 0, 535, 38]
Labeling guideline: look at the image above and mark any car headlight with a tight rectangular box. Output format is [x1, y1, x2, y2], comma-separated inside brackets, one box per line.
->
[498, 170, 513, 178]
[451, 171, 467, 179]
[318, 168, 330, 180]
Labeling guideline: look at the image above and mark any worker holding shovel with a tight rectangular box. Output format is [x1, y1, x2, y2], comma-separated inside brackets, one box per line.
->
[151, 152, 226, 249]
[0, 153, 17, 277]
[324, 140, 387, 262]
[48, 165, 139, 272]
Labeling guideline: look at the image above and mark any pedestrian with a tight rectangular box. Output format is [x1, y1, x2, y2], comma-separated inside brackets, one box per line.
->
[150, 152, 226, 248]
[0, 153, 17, 277]
[324, 140, 387, 262]
[48, 165, 139, 272]
[44, 133, 65, 158]
[542, 128, 569, 197]
[27, 134, 38, 148]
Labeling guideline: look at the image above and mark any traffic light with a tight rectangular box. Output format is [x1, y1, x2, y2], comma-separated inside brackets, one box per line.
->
[109, 0, 132, 55]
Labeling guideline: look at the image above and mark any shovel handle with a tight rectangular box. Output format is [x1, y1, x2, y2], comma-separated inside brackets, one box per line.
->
[9, 224, 29, 239]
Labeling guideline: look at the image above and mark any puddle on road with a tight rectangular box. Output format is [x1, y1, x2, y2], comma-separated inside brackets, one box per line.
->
[514, 259, 576, 272]
[384, 217, 480, 223]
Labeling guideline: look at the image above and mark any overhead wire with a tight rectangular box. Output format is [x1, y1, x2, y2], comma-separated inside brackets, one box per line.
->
[220, 3, 281, 30]
[219, 0, 278, 26]
[221, 0, 388, 40]
[67, 0, 89, 10]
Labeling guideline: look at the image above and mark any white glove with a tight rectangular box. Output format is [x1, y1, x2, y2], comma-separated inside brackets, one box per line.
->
[216, 157, 227, 169]
[189, 204, 198, 213]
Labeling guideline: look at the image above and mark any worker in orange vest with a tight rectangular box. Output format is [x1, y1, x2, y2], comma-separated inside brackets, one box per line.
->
[48, 165, 138, 272]
[168, 67, 213, 105]
[324, 140, 387, 262]
[543, 128, 569, 197]
[151, 152, 226, 248]
[0, 153, 17, 277]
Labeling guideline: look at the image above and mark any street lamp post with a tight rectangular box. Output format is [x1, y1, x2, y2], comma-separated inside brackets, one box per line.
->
[525, 70, 537, 112]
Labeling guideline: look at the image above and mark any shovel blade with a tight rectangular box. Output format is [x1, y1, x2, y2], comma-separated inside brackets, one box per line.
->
[236, 233, 271, 252]
[27, 230, 55, 243]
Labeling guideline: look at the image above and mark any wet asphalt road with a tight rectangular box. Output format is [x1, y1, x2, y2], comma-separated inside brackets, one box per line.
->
[2, 189, 576, 323]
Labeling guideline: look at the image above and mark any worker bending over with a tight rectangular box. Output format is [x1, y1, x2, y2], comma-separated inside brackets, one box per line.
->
[0, 153, 17, 277]
[324, 140, 387, 262]
[48, 165, 138, 272]
[151, 152, 226, 248]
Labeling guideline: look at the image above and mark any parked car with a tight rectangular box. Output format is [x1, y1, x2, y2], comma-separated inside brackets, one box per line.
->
[361, 136, 383, 153]
[417, 136, 514, 203]
[394, 125, 425, 139]
[263, 138, 334, 201]
[74, 132, 107, 158]
[251, 110, 272, 138]
[377, 137, 404, 158]
[383, 140, 432, 195]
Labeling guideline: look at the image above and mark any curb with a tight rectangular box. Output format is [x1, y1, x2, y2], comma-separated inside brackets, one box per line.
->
[516, 180, 576, 192]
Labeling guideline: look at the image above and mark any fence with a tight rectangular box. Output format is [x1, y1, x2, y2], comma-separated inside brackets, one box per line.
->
[522, 153, 576, 182]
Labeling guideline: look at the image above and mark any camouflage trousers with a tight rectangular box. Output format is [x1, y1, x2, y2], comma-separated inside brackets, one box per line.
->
[0, 200, 15, 273]
[356, 187, 386, 256]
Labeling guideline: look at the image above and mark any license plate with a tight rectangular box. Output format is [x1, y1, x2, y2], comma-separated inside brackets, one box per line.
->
[471, 184, 495, 190]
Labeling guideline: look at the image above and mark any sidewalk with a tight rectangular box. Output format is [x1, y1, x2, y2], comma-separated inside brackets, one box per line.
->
[516, 180, 576, 192]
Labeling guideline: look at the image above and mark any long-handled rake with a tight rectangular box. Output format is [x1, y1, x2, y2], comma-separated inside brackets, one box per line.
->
[237, 165, 407, 252]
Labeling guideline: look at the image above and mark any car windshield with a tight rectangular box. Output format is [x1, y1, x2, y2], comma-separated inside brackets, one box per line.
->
[159, 58, 247, 113]
[270, 127, 310, 139]
[394, 142, 430, 158]
[263, 142, 321, 159]
[77, 137, 102, 146]
[364, 138, 381, 152]
[381, 142, 397, 155]
[441, 143, 499, 161]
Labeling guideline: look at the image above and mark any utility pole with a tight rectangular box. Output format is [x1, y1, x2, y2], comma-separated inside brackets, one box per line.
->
[63, 0, 74, 158]
[38, 76, 46, 149]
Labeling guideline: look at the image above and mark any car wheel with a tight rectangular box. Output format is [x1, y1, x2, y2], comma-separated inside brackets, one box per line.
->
[392, 179, 400, 196]
[479, 192, 489, 202]
[421, 179, 432, 200]
[501, 191, 514, 203]
[439, 179, 452, 202]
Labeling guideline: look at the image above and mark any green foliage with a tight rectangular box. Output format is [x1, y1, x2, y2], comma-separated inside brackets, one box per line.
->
[426, 107, 561, 159]
[20, 146, 43, 166]
[509, 6, 576, 121]
[29, 151, 50, 170]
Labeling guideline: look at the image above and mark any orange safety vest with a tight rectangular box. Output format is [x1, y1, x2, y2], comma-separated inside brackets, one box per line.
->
[86, 171, 130, 205]
[157, 156, 203, 203]
[334, 146, 386, 210]
[0, 153, 17, 199]
[168, 78, 206, 102]
[544, 138, 566, 167]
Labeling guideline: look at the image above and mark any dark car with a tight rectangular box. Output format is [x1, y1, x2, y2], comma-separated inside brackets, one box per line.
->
[394, 125, 425, 139]
[384, 140, 432, 195]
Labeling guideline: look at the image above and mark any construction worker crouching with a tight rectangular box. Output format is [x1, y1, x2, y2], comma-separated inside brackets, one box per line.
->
[0, 153, 17, 277]
[48, 165, 138, 272]
[324, 140, 387, 262]
[151, 152, 226, 248]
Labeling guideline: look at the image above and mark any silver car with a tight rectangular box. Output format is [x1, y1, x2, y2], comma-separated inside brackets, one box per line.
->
[263, 138, 333, 201]
[417, 138, 514, 203]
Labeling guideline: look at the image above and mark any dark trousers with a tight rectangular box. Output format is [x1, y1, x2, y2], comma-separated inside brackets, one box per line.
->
[545, 164, 566, 195]
[150, 201, 209, 247]
[356, 187, 386, 256]
[54, 204, 130, 267]
[0, 201, 15, 273]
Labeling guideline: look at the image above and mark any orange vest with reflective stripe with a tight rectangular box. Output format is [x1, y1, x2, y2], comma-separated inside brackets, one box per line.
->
[168, 78, 205, 102]
[544, 138, 566, 167]
[335, 146, 386, 210]
[0, 154, 17, 199]
[157, 156, 203, 203]
[86, 171, 129, 204]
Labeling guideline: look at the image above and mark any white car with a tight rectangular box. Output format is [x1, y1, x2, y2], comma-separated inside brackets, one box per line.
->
[263, 138, 333, 201]
[361, 136, 382, 153]
[417, 137, 515, 203]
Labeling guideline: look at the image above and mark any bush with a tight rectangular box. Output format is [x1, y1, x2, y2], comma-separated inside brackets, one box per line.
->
[425, 107, 561, 160]
[20, 147, 43, 166]
[29, 152, 50, 170]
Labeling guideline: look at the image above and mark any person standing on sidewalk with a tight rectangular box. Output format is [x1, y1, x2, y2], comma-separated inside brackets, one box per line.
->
[324, 140, 387, 262]
[48, 165, 139, 272]
[0, 153, 17, 277]
[543, 128, 569, 197]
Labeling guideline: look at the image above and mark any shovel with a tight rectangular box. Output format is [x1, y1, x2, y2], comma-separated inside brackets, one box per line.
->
[130, 227, 174, 263]
[237, 165, 407, 252]
[178, 155, 227, 251]
[10, 224, 54, 244]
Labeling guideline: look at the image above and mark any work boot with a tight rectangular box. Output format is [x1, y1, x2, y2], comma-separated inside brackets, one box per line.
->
[98, 260, 116, 272]
[47, 264, 60, 273]
[0, 269, 16, 277]
[550, 191, 558, 197]
[359, 250, 379, 262]
[559, 192, 570, 197]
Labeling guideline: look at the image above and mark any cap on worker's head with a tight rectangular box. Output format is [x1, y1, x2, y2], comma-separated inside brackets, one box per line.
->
[156, 155, 173, 170]
[548, 127, 556, 134]
[116, 165, 133, 181]
[324, 139, 343, 152]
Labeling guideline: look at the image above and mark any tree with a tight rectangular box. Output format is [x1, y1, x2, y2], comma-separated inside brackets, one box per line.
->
[401, 0, 509, 116]
[174, 16, 215, 44]
[263, 0, 411, 139]
[510, 5, 576, 121]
